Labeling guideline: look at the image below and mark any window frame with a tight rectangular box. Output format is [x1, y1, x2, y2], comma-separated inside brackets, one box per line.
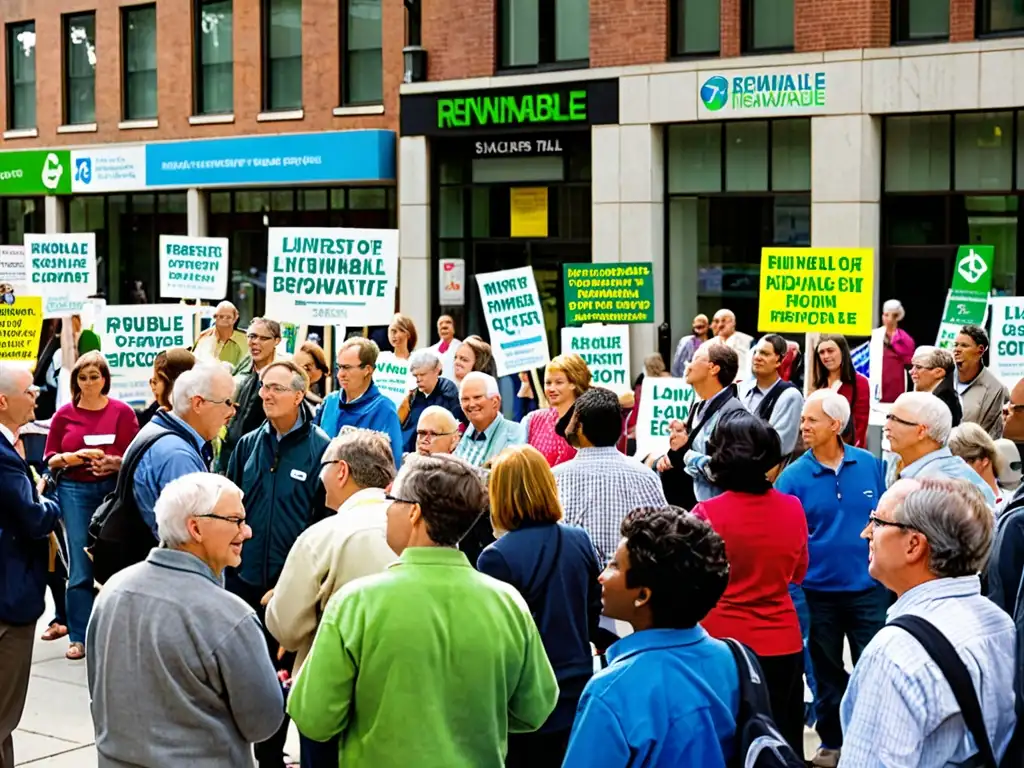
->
[891, 0, 950, 45]
[261, 0, 303, 112]
[740, 0, 794, 55]
[670, 0, 721, 58]
[62, 11, 97, 126]
[193, 0, 234, 115]
[495, 0, 589, 73]
[120, 3, 158, 121]
[977, 0, 1024, 37]
[340, 0, 383, 107]
[6, 19, 37, 131]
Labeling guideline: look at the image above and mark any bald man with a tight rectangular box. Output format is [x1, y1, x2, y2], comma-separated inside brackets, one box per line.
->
[192, 301, 249, 367]
[670, 314, 711, 377]
[714, 309, 754, 383]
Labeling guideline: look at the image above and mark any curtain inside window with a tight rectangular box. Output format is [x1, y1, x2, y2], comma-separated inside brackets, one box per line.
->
[200, 0, 233, 114]
[9, 23, 36, 129]
[125, 6, 157, 119]
[66, 15, 96, 124]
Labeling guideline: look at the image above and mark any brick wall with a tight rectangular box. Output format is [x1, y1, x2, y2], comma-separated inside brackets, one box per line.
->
[950, 0, 975, 42]
[795, 0, 890, 51]
[591, 0, 667, 68]
[421, 0, 494, 81]
[0, 0, 401, 149]
[721, 0, 741, 57]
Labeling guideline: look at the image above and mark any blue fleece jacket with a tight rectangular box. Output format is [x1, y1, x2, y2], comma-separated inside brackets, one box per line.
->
[315, 383, 403, 466]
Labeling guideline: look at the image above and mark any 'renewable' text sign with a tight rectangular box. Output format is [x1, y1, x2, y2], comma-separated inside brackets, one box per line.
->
[24, 233, 97, 317]
[100, 304, 196, 380]
[159, 235, 230, 300]
[560, 325, 631, 395]
[634, 377, 696, 460]
[265, 227, 399, 326]
[476, 267, 551, 376]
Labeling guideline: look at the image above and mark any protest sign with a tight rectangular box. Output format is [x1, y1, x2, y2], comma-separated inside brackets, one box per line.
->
[0, 296, 43, 362]
[988, 296, 1024, 389]
[159, 235, 229, 300]
[24, 233, 97, 317]
[373, 352, 415, 406]
[634, 376, 696, 460]
[0, 245, 25, 290]
[476, 266, 551, 377]
[265, 227, 399, 326]
[758, 247, 873, 335]
[935, 245, 994, 350]
[99, 304, 196, 380]
[563, 263, 654, 325]
[108, 377, 153, 406]
[439, 258, 465, 306]
[560, 325, 631, 395]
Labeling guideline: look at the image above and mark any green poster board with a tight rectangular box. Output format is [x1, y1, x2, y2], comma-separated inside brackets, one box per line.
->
[562, 262, 654, 325]
[936, 245, 994, 350]
[0, 150, 71, 196]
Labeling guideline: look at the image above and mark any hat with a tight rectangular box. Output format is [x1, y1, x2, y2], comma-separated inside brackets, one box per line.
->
[995, 438, 1022, 490]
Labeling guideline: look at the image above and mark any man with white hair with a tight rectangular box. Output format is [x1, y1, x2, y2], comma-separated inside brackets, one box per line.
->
[840, 478, 1015, 766]
[453, 371, 524, 468]
[884, 391, 995, 506]
[86, 473, 285, 767]
[775, 389, 888, 768]
[192, 301, 249, 367]
[415, 405, 461, 458]
[399, 350, 460, 454]
[713, 308, 753, 382]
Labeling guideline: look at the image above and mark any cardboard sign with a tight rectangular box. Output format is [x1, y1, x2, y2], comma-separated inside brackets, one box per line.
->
[634, 376, 696, 461]
[758, 247, 874, 336]
[476, 266, 551, 377]
[0, 296, 43, 362]
[24, 233, 98, 318]
[989, 296, 1024, 389]
[100, 304, 196, 380]
[265, 227, 399, 326]
[0, 245, 26, 290]
[563, 263, 654, 325]
[373, 352, 415, 406]
[560, 325, 631, 395]
[159, 235, 230, 300]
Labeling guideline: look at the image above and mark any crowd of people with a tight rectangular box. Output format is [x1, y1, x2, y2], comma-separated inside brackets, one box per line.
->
[1, 297, 1024, 768]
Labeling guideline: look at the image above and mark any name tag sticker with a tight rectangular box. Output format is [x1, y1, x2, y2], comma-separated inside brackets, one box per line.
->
[83, 434, 116, 447]
[290, 469, 307, 482]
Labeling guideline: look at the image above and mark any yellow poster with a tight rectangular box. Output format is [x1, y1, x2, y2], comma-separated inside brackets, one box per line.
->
[757, 247, 874, 336]
[0, 295, 44, 362]
[510, 188, 549, 238]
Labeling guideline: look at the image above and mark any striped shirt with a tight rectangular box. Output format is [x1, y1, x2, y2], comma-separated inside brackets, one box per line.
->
[839, 576, 1016, 767]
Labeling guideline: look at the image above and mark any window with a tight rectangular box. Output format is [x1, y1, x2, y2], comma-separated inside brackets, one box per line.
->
[892, 0, 949, 43]
[498, 0, 589, 70]
[263, 0, 302, 111]
[742, 0, 793, 53]
[343, 0, 382, 105]
[195, 0, 233, 114]
[6, 21, 36, 130]
[64, 13, 96, 125]
[885, 115, 951, 192]
[672, 0, 720, 56]
[122, 5, 158, 120]
[979, 0, 1024, 35]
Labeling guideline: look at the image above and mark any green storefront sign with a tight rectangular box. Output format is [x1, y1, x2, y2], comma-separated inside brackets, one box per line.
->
[563, 262, 655, 325]
[438, 91, 587, 129]
[936, 245, 994, 349]
[0, 150, 71, 196]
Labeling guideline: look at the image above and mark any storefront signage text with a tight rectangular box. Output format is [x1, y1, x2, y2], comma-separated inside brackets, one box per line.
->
[699, 69, 827, 116]
[563, 263, 655, 325]
[474, 137, 563, 157]
[0, 150, 71, 196]
[439, 91, 586, 129]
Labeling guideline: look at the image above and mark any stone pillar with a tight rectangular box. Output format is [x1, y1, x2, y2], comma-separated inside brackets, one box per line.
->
[44, 196, 65, 234]
[398, 136, 431, 341]
[187, 188, 208, 237]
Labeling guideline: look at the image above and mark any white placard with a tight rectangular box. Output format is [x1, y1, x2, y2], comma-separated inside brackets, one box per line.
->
[99, 304, 197, 381]
[439, 258, 465, 306]
[159, 235, 230, 300]
[560, 325, 631, 396]
[475, 266, 551, 377]
[989, 296, 1024, 389]
[634, 376, 696, 460]
[373, 352, 415, 406]
[0, 245, 25, 291]
[24, 233, 97, 318]
[265, 227, 399, 326]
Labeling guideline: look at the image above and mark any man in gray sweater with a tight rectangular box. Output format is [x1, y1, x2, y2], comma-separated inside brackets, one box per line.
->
[86, 472, 284, 767]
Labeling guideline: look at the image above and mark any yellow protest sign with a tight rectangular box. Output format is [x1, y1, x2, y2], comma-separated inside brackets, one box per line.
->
[758, 247, 874, 336]
[0, 295, 44, 362]
[510, 187, 548, 238]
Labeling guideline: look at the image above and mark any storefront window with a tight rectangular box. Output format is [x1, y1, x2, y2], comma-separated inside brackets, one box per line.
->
[892, 0, 949, 43]
[499, 0, 589, 69]
[743, 0, 793, 52]
[726, 121, 768, 192]
[979, 0, 1024, 35]
[672, 0, 720, 56]
[2, 197, 43, 244]
[772, 118, 811, 191]
[955, 112, 1012, 191]
[667, 123, 722, 194]
[885, 114, 951, 192]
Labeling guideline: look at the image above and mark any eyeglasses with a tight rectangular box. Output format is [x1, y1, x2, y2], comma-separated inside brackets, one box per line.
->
[196, 513, 248, 529]
[23, 384, 40, 397]
[416, 429, 457, 441]
[385, 493, 417, 506]
[247, 333, 277, 342]
[201, 396, 235, 408]
[260, 382, 295, 395]
[868, 514, 916, 532]
[885, 413, 920, 427]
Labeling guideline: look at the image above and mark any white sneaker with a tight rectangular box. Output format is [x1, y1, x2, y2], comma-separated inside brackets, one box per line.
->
[811, 747, 840, 768]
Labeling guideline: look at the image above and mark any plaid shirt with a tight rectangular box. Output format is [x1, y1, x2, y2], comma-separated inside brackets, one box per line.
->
[452, 414, 524, 468]
[554, 447, 667, 564]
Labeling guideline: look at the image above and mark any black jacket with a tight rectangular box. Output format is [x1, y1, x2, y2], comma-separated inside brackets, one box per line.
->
[986, 485, 1024, 614]
[217, 371, 264, 474]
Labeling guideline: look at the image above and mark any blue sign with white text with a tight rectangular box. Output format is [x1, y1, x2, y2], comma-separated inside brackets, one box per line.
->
[144, 130, 396, 187]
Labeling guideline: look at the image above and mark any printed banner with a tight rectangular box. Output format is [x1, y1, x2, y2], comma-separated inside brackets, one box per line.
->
[851, 341, 869, 378]
[560, 325, 631, 395]
[634, 377, 696, 461]
[24, 233, 98, 317]
[758, 247, 874, 336]
[265, 227, 399, 326]
[0, 296, 43, 362]
[439, 258, 466, 306]
[989, 297, 1024, 389]
[936, 245, 995, 350]
[99, 304, 196, 380]
[373, 352, 415, 406]
[108, 376, 153, 406]
[476, 266, 551, 377]
[159, 235, 230, 300]
[563, 263, 654, 325]
[0, 245, 26, 291]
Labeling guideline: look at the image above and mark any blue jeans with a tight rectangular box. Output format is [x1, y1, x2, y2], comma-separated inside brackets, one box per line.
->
[59, 478, 115, 644]
[299, 733, 339, 768]
[788, 583, 817, 724]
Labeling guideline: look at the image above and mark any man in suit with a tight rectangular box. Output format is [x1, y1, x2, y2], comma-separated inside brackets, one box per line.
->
[0, 363, 61, 768]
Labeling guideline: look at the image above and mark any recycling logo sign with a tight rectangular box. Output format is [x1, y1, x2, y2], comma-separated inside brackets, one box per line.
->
[957, 248, 989, 285]
[936, 244, 995, 350]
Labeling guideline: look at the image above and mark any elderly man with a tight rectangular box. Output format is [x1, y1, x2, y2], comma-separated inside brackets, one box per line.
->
[884, 391, 995, 506]
[86, 473, 285, 767]
[453, 371, 524, 468]
[840, 478, 1015, 767]
[742, 333, 803, 457]
[415, 405, 461, 458]
[0, 364, 60, 768]
[988, 378, 1024, 612]
[670, 314, 711, 377]
[316, 337, 403, 463]
[399, 350, 461, 453]
[192, 301, 249, 367]
[427, 314, 462, 381]
[775, 389, 888, 768]
[714, 308, 753, 382]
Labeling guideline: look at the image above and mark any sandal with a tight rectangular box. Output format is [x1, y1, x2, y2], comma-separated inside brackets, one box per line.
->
[40, 623, 68, 641]
[65, 642, 86, 661]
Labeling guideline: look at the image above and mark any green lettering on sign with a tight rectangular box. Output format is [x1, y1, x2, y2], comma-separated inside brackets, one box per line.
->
[562, 262, 655, 326]
[437, 91, 588, 129]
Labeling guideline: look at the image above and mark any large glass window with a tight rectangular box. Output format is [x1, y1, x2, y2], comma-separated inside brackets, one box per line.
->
[885, 115, 951, 192]
[892, 0, 949, 43]
[1, 198, 43, 244]
[956, 112, 1012, 191]
[122, 5, 158, 120]
[672, 0, 720, 56]
[263, 0, 302, 111]
[195, 0, 233, 115]
[64, 13, 96, 125]
[6, 21, 36, 130]
[743, 0, 793, 53]
[499, 0, 589, 69]
[979, 0, 1024, 35]
[343, 0, 382, 105]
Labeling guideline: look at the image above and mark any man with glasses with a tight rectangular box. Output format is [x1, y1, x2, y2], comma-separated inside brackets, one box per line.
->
[192, 300, 249, 367]
[399, 350, 461, 454]
[414, 406, 461, 459]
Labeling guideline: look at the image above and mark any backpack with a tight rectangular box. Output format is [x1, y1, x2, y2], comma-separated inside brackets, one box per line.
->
[725, 639, 805, 768]
[754, 381, 805, 467]
[87, 428, 178, 585]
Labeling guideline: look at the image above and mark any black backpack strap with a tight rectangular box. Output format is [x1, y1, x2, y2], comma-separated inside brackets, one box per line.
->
[889, 615, 999, 768]
[725, 638, 775, 719]
[110, 429, 179, 506]
[756, 381, 796, 422]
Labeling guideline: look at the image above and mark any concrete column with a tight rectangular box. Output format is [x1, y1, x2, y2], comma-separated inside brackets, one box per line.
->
[187, 188, 208, 237]
[398, 136, 431, 341]
[44, 196, 65, 233]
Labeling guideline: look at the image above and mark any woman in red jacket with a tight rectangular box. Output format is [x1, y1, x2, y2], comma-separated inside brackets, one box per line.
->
[812, 333, 870, 448]
[692, 410, 808, 755]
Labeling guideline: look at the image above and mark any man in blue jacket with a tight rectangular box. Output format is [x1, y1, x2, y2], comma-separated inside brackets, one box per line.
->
[316, 337, 403, 465]
[0, 363, 61, 768]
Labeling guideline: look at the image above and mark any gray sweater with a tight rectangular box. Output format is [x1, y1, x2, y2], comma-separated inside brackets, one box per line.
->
[86, 548, 285, 767]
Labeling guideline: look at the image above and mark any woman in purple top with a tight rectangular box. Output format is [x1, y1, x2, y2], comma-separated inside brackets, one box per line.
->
[44, 351, 139, 660]
[881, 299, 916, 404]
